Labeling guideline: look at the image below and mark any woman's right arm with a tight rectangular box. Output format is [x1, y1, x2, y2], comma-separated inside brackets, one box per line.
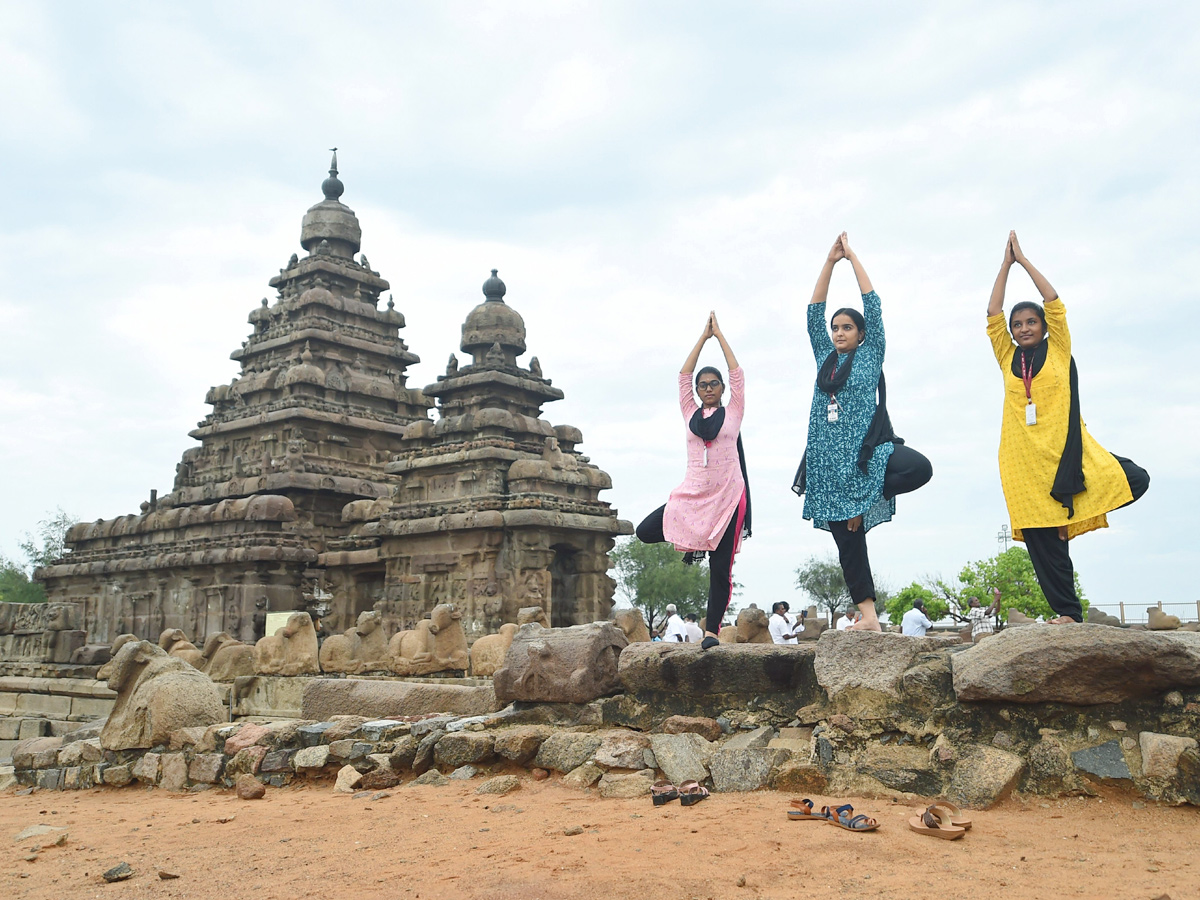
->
[807, 236, 843, 362]
[987, 234, 1017, 365]
[681, 315, 713, 374]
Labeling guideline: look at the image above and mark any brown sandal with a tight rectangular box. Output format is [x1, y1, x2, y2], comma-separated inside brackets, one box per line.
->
[824, 803, 879, 832]
[787, 798, 828, 821]
[679, 780, 710, 806]
[908, 806, 965, 840]
[929, 801, 972, 830]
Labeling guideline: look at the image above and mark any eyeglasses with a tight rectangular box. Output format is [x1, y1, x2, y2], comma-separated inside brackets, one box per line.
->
[697, 381, 722, 391]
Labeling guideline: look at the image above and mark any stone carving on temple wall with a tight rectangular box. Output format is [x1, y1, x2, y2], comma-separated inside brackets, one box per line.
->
[388, 603, 469, 676]
[0, 601, 86, 664]
[99, 640, 225, 751]
[469, 622, 517, 677]
[318, 610, 390, 674]
[253, 612, 320, 676]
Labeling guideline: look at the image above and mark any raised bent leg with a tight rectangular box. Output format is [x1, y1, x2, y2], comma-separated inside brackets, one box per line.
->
[635, 505, 667, 544]
[883, 444, 933, 500]
[1113, 455, 1149, 508]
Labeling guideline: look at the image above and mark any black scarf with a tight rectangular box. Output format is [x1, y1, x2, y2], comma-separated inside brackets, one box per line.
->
[1012, 342, 1084, 518]
[688, 406, 752, 541]
[791, 348, 902, 497]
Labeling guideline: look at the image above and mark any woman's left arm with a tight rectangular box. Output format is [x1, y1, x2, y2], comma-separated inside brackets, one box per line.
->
[710, 313, 743, 414]
[842, 234, 884, 350]
[1010, 232, 1069, 353]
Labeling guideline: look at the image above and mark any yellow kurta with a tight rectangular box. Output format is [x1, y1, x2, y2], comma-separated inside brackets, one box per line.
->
[988, 298, 1132, 541]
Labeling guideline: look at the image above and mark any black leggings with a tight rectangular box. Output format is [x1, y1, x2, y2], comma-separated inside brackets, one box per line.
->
[1023, 455, 1149, 621]
[636, 500, 742, 636]
[829, 444, 933, 606]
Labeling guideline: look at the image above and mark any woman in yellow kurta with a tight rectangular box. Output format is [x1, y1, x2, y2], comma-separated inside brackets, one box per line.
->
[987, 232, 1149, 623]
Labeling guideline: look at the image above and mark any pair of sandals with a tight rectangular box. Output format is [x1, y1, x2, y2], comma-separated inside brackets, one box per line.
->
[787, 798, 879, 832]
[652, 779, 709, 806]
[908, 802, 972, 840]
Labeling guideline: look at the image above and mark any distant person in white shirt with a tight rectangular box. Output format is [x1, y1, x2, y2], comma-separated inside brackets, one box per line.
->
[837, 610, 860, 631]
[661, 604, 689, 642]
[901, 599, 934, 636]
[769, 602, 799, 644]
[683, 613, 704, 643]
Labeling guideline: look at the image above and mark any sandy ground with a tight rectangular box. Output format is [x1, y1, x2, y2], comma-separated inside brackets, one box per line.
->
[1, 778, 1196, 900]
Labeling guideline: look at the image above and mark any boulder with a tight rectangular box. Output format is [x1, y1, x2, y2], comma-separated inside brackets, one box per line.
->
[661, 716, 723, 742]
[236, 774, 266, 800]
[493, 726, 552, 765]
[951, 625, 1200, 704]
[709, 748, 787, 792]
[359, 754, 402, 790]
[563, 762, 604, 788]
[99, 641, 225, 751]
[533, 732, 603, 773]
[493, 622, 627, 705]
[814, 630, 957, 710]
[618, 642, 815, 696]
[946, 745, 1024, 809]
[301, 678, 498, 721]
[598, 769, 656, 798]
[1139, 732, 1199, 778]
[475, 775, 521, 795]
[649, 733, 713, 786]
[594, 731, 651, 770]
[433, 732, 495, 769]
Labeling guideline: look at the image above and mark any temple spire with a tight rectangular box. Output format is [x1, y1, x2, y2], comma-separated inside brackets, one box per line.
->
[321, 148, 344, 201]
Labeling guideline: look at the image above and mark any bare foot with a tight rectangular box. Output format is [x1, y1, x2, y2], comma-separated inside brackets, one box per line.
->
[1048, 615, 1076, 625]
[851, 601, 883, 631]
[847, 515, 864, 533]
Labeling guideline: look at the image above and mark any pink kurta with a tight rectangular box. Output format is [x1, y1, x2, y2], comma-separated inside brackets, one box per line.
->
[662, 366, 746, 551]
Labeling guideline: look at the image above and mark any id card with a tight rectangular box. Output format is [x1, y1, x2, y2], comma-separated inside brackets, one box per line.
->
[1025, 403, 1037, 426]
[827, 401, 839, 423]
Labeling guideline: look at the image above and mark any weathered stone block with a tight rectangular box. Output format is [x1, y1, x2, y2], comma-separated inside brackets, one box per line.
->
[38, 767, 63, 790]
[159, 753, 189, 792]
[1140, 732, 1199, 778]
[618, 643, 816, 697]
[856, 743, 942, 796]
[952, 626, 1200, 704]
[434, 732, 495, 769]
[709, 748, 787, 792]
[1071, 741, 1132, 782]
[70, 697, 115, 720]
[297, 722, 334, 747]
[359, 754, 401, 790]
[494, 622, 627, 705]
[533, 732, 603, 773]
[947, 745, 1024, 808]
[188, 753, 225, 784]
[594, 731, 651, 770]
[260, 749, 295, 773]
[18, 718, 50, 740]
[63, 765, 82, 790]
[231, 675, 316, 719]
[475, 774, 520, 795]
[356, 719, 409, 742]
[334, 764, 362, 793]
[661, 716, 723, 742]
[769, 760, 828, 793]
[131, 752, 161, 784]
[102, 764, 132, 786]
[224, 723, 272, 755]
[16, 693, 73, 717]
[301, 679, 498, 721]
[225, 746, 268, 777]
[723, 726, 774, 751]
[168, 726, 209, 751]
[387, 735, 419, 771]
[293, 745, 331, 770]
[814, 631, 956, 709]
[493, 726, 552, 765]
[598, 768, 655, 798]
[563, 761, 604, 788]
[649, 733, 713, 786]
[0, 718, 19, 740]
[12, 736, 63, 769]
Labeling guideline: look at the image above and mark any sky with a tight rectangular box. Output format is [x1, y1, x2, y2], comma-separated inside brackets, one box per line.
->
[1, 1, 1197, 620]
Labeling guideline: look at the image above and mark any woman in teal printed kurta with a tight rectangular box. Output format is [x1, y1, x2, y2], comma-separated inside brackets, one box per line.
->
[794, 233, 932, 630]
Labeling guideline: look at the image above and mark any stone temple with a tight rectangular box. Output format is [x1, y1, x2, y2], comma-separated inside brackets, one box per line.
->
[34, 154, 631, 649]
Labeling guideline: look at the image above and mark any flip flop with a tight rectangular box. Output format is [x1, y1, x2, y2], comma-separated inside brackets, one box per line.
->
[679, 780, 710, 806]
[929, 801, 972, 831]
[787, 798, 828, 821]
[908, 806, 965, 840]
[824, 803, 879, 832]
[651, 781, 679, 806]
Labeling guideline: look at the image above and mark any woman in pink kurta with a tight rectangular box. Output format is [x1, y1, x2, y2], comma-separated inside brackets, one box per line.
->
[636, 313, 751, 649]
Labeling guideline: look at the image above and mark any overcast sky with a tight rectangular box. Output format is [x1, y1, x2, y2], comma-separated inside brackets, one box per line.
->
[2, 1, 1197, 618]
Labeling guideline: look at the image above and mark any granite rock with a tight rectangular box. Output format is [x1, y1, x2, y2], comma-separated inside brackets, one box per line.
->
[597, 768, 656, 799]
[618, 642, 816, 696]
[533, 732, 603, 773]
[649, 733, 713, 786]
[947, 745, 1025, 808]
[302, 679, 498, 721]
[1139, 732, 1199, 778]
[494, 622, 628, 705]
[709, 748, 787, 792]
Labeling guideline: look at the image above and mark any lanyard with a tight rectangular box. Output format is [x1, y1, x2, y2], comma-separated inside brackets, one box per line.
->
[828, 356, 841, 402]
[1019, 351, 1034, 403]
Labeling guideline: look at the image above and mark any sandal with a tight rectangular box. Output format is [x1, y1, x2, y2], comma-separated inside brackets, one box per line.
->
[929, 801, 972, 831]
[824, 803, 879, 832]
[679, 780, 710, 806]
[787, 798, 828, 821]
[651, 781, 679, 806]
[908, 806, 965, 840]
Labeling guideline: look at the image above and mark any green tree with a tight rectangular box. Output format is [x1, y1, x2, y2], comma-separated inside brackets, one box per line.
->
[793, 555, 850, 615]
[956, 545, 1086, 622]
[884, 581, 950, 624]
[0, 508, 76, 604]
[611, 537, 709, 633]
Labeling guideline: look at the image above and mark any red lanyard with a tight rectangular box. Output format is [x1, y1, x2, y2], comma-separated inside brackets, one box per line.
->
[1019, 352, 1034, 402]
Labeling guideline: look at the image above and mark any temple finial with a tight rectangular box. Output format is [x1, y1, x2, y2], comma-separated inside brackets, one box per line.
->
[321, 148, 344, 202]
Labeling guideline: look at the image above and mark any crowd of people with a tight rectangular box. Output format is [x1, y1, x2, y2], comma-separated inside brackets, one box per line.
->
[636, 232, 1148, 641]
